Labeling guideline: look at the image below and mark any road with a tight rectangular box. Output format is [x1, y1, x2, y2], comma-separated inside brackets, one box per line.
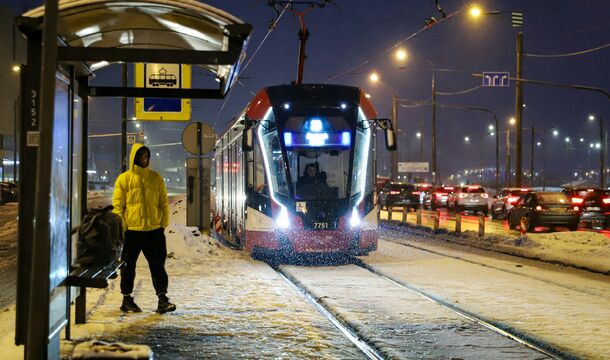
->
[380, 206, 610, 238]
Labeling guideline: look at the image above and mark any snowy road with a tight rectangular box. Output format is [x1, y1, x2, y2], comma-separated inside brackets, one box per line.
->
[367, 227, 610, 359]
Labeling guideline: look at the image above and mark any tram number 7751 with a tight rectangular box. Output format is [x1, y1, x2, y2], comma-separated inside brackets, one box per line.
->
[313, 222, 329, 229]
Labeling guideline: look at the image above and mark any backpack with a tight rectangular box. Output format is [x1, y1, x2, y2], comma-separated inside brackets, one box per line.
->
[75, 205, 125, 267]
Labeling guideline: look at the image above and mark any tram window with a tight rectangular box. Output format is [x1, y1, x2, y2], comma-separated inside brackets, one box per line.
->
[254, 143, 267, 196]
[284, 115, 350, 132]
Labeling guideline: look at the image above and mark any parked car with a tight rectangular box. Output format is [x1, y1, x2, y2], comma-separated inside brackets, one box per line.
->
[0, 182, 18, 203]
[423, 186, 455, 210]
[447, 185, 489, 215]
[564, 187, 610, 229]
[378, 182, 420, 210]
[507, 192, 579, 232]
[490, 188, 530, 219]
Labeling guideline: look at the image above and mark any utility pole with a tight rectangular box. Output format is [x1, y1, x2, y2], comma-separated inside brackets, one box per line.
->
[121, 63, 127, 172]
[530, 126, 535, 187]
[599, 117, 605, 188]
[506, 129, 511, 187]
[431, 72, 437, 185]
[391, 94, 398, 180]
[514, 32, 524, 187]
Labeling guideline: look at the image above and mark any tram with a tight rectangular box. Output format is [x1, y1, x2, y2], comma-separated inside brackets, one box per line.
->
[212, 84, 395, 256]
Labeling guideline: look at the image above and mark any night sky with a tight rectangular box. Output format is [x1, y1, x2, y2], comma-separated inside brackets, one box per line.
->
[2, 0, 609, 186]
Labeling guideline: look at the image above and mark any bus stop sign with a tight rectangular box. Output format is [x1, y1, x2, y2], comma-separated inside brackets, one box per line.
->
[134, 63, 192, 121]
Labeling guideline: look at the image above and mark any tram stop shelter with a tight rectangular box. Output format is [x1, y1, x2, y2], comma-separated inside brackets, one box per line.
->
[14, 1, 251, 358]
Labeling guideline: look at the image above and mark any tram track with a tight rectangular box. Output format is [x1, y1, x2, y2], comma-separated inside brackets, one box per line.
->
[269, 254, 568, 359]
[271, 263, 385, 360]
[378, 231, 609, 299]
[350, 257, 569, 360]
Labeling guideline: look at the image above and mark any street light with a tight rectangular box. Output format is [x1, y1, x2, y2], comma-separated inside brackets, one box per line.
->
[12, 65, 20, 73]
[369, 72, 379, 83]
[395, 48, 408, 62]
[469, 5, 482, 18]
[464, 136, 470, 143]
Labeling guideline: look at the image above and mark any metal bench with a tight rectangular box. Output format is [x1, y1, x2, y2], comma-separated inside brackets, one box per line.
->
[65, 259, 124, 324]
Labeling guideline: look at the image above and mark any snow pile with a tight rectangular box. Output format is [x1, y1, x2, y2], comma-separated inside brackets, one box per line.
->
[71, 340, 152, 359]
[381, 222, 610, 274]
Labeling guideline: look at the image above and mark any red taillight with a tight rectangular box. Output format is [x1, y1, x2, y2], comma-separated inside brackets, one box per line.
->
[435, 193, 444, 198]
[389, 191, 400, 195]
[413, 191, 420, 195]
[444, 187, 454, 190]
[602, 197, 610, 204]
[571, 197, 584, 205]
[459, 193, 467, 198]
[481, 193, 488, 198]
[520, 188, 529, 192]
[507, 196, 520, 204]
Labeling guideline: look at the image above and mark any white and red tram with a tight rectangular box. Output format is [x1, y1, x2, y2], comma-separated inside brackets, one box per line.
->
[212, 84, 395, 256]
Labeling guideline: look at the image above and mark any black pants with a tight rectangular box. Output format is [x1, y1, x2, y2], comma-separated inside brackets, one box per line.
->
[120, 228, 169, 296]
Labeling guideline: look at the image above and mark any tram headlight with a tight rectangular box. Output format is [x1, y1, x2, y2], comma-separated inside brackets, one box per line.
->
[350, 207, 361, 227]
[275, 207, 290, 229]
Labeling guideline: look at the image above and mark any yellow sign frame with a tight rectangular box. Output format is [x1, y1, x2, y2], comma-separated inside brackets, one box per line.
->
[134, 63, 191, 121]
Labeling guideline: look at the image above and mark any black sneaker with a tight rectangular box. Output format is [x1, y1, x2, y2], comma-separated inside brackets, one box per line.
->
[120, 296, 142, 313]
[156, 294, 176, 314]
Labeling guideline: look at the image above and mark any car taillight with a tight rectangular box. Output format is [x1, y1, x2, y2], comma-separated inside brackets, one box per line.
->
[507, 196, 520, 204]
[602, 197, 610, 204]
[459, 193, 467, 198]
[389, 191, 400, 195]
[413, 191, 420, 195]
[481, 193, 488, 198]
[573, 206, 580, 211]
[435, 193, 444, 198]
[571, 197, 584, 205]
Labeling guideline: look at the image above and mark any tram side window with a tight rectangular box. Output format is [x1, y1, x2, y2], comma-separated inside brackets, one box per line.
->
[254, 142, 268, 197]
[246, 143, 254, 190]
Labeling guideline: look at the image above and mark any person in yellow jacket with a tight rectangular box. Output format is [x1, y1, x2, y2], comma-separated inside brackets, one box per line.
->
[112, 143, 176, 314]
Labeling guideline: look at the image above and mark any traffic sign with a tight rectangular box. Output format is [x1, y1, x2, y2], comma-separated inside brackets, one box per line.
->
[182, 122, 216, 155]
[127, 135, 136, 144]
[482, 72, 510, 87]
[134, 63, 191, 121]
[398, 162, 429, 173]
[511, 11, 524, 27]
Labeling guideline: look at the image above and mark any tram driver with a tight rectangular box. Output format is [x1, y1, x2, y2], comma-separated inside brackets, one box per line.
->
[296, 163, 330, 199]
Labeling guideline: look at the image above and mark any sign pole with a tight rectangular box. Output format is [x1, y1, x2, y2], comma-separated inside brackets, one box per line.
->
[197, 122, 203, 230]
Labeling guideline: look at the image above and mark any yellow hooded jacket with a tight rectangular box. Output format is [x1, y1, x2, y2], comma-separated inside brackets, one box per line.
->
[112, 143, 169, 231]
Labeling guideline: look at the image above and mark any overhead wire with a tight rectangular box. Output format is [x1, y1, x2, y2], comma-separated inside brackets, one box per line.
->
[213, 2, 291, 129]
[325, 6, 465, 83]
[525, 42, 610, 58]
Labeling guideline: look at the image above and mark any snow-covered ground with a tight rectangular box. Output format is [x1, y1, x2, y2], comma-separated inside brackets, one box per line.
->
[0, 196, 608, 358]
[382, 221, 610, 274]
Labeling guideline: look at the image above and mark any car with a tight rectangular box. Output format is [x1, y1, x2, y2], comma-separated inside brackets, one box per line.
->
[378, 182, 420, 210]
[507, 192, 579, 232]
[447, 185, 489, 215]
[0, 182, 18, 203]
[423, 186, 455, 210]
[490, 188, 530, 219]
[565, 188, 610, 229]
[412, 183, 433, 205]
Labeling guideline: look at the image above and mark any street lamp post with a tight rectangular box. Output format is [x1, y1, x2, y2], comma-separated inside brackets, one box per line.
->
[431, 72, 437, 184]
[589, 115, 605, 188]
